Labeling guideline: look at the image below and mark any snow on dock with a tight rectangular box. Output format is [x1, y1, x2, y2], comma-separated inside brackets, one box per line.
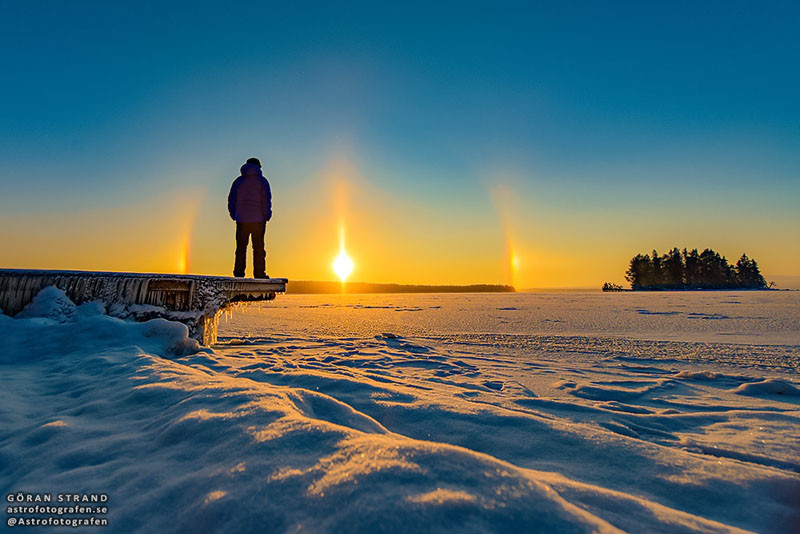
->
[0, 269, 287, 345]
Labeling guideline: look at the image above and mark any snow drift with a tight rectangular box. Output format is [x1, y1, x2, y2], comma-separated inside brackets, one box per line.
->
[1, 288, 798, 533]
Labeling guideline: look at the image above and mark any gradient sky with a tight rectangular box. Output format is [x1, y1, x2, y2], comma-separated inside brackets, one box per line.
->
[2, 1, 799, 288]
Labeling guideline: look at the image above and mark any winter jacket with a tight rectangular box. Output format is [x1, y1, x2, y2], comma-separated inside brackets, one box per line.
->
[228, 163, 272, 223]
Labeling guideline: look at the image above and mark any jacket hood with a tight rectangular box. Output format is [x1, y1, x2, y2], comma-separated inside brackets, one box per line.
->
[240, 163, 262, 176]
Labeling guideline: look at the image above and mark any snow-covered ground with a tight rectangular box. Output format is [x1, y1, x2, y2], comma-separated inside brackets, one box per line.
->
[2, 289, 798, 532]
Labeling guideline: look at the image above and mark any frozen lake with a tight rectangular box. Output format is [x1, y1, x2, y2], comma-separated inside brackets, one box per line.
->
[2, 289, 798, 532]
[213, 291, 800, 531]
[222, 290, 800, 345]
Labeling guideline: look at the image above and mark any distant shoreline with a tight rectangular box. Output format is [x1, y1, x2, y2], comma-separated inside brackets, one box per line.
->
[628, 288, 776, 292]
[286, 281, 515, 294]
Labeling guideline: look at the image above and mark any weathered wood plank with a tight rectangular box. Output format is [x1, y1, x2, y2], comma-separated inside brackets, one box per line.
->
[0, 269, 288, 345]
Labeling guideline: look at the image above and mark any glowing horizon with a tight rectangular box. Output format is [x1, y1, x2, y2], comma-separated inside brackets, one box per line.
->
[332, 227, 354, 283]
[1, 5, 798, 289]
[1, 159, 798, 289]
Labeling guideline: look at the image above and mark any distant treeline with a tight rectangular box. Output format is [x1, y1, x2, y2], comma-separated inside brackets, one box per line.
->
[287, 281, 515, 294]
[625, 248, 768, 290]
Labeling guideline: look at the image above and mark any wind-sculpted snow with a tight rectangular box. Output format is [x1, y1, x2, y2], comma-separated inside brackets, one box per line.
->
[734, 378, 800, 397]
[1, 289, 799, 532]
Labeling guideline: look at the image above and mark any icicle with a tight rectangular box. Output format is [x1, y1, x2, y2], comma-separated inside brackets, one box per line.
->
[0, 270, 286, 344]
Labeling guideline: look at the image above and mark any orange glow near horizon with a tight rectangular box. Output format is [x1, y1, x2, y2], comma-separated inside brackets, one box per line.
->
[508, 244, 521, 289]
[3, 157, 796, 289]
[175, 189, 206, 275]
[333, 226, 354, 282]
[177, 236, 191, 274]
[491, 182, 524, 289]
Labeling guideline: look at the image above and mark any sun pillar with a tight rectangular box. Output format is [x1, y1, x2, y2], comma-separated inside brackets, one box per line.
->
[333, 225, 354, 291]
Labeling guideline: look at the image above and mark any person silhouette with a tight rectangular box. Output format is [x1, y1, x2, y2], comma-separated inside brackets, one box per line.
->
[227, 157, 272, 278]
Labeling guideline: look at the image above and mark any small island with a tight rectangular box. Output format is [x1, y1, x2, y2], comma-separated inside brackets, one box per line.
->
[608, 248, 769, 290]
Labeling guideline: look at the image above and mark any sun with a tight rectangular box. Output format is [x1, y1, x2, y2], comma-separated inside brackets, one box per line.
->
[333, 249, 354, 282]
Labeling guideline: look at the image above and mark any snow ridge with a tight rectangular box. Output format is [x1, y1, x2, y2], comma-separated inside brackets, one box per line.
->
[1, 289, 798, 532]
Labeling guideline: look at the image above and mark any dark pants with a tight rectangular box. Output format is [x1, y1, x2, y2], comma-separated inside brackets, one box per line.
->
[234, 222, 267, 278]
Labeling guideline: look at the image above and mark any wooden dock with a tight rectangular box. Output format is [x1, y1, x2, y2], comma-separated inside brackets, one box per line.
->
[0, 269, 288, 345]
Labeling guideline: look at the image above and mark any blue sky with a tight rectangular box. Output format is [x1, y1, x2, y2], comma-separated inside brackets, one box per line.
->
[1, 1, 799, 286]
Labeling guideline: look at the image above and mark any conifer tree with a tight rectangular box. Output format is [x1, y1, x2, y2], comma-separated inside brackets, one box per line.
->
[735, 253, 767, 289]
[625, 254, 649, 290]
[651, 250, 662, 288]
[625, 247, 768, 290]
[683, 248, 701, 288]
[663, 248, 684, 289]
